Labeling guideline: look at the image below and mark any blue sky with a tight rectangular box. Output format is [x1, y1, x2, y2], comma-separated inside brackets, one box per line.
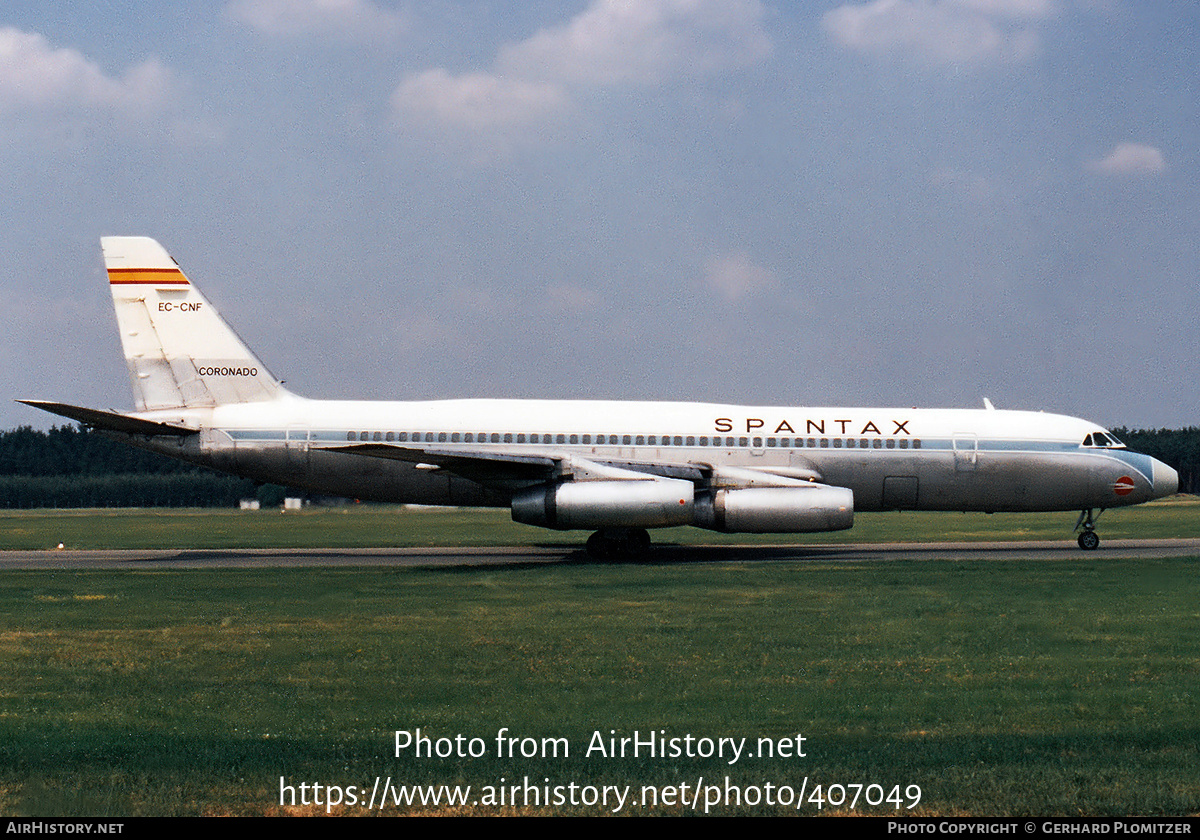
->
[2, 1, 1196, 430]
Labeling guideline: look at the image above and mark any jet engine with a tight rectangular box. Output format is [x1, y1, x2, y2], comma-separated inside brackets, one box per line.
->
[511, 478, 694, 530]
[693, 485, 854, 533]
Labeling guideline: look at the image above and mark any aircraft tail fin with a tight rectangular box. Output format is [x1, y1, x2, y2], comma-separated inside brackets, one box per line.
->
[102, 237, 285, 410]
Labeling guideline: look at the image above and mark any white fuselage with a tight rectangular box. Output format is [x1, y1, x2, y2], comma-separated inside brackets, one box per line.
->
[127, 395, 1177, 518]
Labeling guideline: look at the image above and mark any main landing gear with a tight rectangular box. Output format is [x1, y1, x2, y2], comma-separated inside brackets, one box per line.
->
[1074, 508, 1103, 550]
[586, 527, 653, 560]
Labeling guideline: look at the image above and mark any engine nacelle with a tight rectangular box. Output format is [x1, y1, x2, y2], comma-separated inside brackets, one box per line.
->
[693, 485, 854, 533]
[511, 478, 694, 530]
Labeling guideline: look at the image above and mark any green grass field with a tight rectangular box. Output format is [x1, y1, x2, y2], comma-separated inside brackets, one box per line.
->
[1, 501, 1198, 816]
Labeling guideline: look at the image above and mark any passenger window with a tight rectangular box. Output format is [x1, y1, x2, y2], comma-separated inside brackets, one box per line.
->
[686, 436, 695, 446]
[399, 432, 408, 442]
[438, 432, 448, 443]
[556, 434, 565, 444]
[739, 437, 749, 447]
[569, 434, 578, 444]
[504, 433, 513, 443]
[451, 433, 460, 442]
[635, 435, 645, 445]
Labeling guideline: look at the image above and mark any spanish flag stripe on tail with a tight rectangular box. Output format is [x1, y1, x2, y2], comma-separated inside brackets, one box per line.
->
[107, 268, 189, 285]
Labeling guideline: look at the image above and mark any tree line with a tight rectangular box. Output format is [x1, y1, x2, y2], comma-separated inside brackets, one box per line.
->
[0, 423, 1196, 509]
[0, 425, 266, 508]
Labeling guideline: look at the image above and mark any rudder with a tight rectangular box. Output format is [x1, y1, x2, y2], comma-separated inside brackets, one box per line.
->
[103, 236, 283, 409]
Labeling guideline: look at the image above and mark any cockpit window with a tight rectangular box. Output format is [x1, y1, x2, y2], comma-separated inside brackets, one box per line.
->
[1083, 431, 1125, 449]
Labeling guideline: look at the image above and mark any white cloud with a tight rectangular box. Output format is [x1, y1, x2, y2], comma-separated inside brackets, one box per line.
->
[703, 252, 776, 301]
[225, 0, 408, 42]
[392, 69, 568, 132]
[955, 0, 1057, 18]
[499, 0, 772, 87]
[392, 0, 771, 142]
[1087, 142, 1167, 176]
[0, 26, 172, 114]
[823, 0, 1055, 65]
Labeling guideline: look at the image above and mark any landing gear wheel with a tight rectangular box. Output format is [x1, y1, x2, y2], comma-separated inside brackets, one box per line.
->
[586, 530, 613, 559]
[1074, 508, 1104, 551]
[585, 528, 653, 560]
[625, 528, 652, 555]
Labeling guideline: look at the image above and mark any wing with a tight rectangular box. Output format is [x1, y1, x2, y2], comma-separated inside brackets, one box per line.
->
[329, 441, 821, 490]
[328, 443, 558, 485]
[328, 441, 847, 533]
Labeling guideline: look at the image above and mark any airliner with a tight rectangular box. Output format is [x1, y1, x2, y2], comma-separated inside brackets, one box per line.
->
[19, 237, 1178, 556]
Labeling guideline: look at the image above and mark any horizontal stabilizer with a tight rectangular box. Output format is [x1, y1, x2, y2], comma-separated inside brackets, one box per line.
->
[16, 400, 197, 437]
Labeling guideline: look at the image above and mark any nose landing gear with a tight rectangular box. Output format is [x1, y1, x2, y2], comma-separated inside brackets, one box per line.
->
[1074, 508, 1103, 550]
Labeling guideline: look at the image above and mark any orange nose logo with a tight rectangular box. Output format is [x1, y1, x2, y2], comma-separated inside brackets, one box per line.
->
[1113, 476, 1135, 496]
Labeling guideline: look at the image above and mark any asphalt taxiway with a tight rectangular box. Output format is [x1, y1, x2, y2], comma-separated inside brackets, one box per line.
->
[1, 539, 1197, 569]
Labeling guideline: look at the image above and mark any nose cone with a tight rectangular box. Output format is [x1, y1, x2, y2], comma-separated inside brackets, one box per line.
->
[1151, 457, 1178, 499]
